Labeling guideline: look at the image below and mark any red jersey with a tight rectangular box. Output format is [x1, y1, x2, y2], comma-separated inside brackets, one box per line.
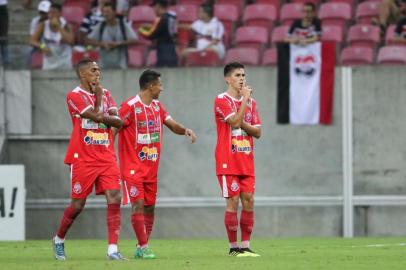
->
[64, 86, 118, 165]
[214, 92, 261, 176]
[118, 95, 171, 182]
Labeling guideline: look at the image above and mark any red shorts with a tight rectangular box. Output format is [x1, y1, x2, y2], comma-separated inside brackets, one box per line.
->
[122, 176, 158, 206]
[70, 162, 121, 199]
[217, 175, 255, 198]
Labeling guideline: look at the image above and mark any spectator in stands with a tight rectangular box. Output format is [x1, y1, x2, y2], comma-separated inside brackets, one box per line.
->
[393, 15, 406, 42]
[139, 0, 178, 67]
[30, 1, 51, 36]
[79, 0, 107, 43]
[0, 0, 9, 65]
[181, 4, 225, 61]
[85, 2, 138, 69]
[285, 2, 321, 45]
[374, 0, 406, 30]
[29, 3, 74, 70]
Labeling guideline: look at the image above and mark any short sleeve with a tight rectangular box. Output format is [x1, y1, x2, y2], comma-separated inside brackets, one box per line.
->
[215, 97, 235, 121]
[159, 102, 171, 122]
[104, 90, 117, 111]
[125, 21, 138, 40]
[66, 92, 93, 115]
[288, 20, 299, 36]
[251, 100, 261, 126]
[212, 19, 224, 40]
[88, 21, 101, 40]
[314, 19, 322, 35]
[118, 102, 133, 127]
[191, 20, 200, 33]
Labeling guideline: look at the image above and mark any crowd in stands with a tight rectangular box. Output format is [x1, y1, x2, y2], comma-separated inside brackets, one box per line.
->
[13, 0, 406, 69]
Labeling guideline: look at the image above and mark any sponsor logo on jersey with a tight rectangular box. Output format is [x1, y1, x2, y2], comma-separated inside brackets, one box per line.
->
[73, 182, 82, 194]
[135, 107, 142, 114]
[231, 138, 251, 154]
[129, 186, 139, 197]
[138, 146, 159, 161]
[230, 181, 240, 192]
[138, 121, 147, 127]
[231, 128, 248, 137]
[84, 131, 110, 145]
[137, 133, 160, 144]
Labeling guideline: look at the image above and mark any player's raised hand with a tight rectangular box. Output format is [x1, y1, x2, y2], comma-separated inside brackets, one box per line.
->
[185, 128, 197, 144]
[240, 85, 252, 99]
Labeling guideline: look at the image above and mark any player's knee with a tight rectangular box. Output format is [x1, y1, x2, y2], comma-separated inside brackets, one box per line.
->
[132, 200, 145, 213]
[242, 195, 254, 207]
[71, 199, 86, 211]
[107, 190, 121, 204]
[144, 205, 155, 215]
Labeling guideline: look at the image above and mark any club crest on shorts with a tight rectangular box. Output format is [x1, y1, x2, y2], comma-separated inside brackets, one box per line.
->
[231, 181, 239, 192]
[73, 182, 82, 194]
[129, 186, 139, 197]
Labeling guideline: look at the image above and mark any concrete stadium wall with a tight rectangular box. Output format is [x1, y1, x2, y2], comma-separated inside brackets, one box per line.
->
[3, 66, 406, 239]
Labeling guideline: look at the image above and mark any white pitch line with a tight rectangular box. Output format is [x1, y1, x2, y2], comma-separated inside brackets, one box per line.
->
[351, 243, 406, 248]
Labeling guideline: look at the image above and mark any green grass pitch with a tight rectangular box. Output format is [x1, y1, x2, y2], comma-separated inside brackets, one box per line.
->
[1, 238, 405, 270]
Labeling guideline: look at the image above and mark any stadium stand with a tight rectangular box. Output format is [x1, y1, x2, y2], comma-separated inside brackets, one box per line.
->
[340, 46, 374, 65]
[377, 46, 406, 64]
[262, 47, 277, 65]
[224, 47, 260, 65]
[184, 50, 222, 66]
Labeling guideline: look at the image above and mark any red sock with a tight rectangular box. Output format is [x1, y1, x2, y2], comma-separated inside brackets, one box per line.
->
[107, 203, 121, 245]
[224, 211, 238, 247]
[240, 210, 254, 247]
[56, 205, 82, 239]
[144, 213, 155, 240]
[131, 213, 148, 247]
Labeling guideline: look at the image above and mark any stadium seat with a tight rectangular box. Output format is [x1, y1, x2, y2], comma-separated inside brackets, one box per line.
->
[243, 4, 277, 29]
[138, 0, 153, 5]
[214, 4, 239, 47]
[184, 51, 222, 67]
[290, 0, 320, 5]
[216, 0, 245, 16]
[31, 51, 43, 69]
[356, 1, 380, 24]
[62, 6, 86, 25]
[385, 24, 402, 45]
[146, 50, 157, 67]
[347, 24, 380, 49]
[321, 25, 344, 44]
[128, 5, 156, 29]
[328, 0, 355, 7]
[63, 0, 91, 14]
[71, 50, 99, 66]
[280, 3, 303, 26]
[340, 46, 374, 65]
[177, 0, 206, 5]
[262, 48, 277, 65]
[127, 47, 144, 68]
[319, 3, 352, 28]
[255, 0, 281, 10]
[377, 46, 406, 64]
[271, 25, 290, 45]
[170, 4, 198, 23]
[225, 47, 260, 65]
[235, 26, 269, 50]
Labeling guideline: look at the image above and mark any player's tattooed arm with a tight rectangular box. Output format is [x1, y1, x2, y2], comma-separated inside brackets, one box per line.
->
[164, 118, 197, 144]
[241, 122, 261, 139]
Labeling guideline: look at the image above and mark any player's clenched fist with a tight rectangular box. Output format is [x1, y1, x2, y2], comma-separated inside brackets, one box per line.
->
[185, 128, 197, 144]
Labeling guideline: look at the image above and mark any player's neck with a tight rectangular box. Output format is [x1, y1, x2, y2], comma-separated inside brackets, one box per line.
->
[79, 83, 93, 94]
[226, 88, 241, 100]
[139, 91, 153, 106]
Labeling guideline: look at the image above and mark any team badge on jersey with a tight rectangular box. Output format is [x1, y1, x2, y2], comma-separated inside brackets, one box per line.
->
[73, 182, 82, 194]
[153, 105, 160, 112]
[129, 186, 139, 197]
[245, 112, 252, 122]
[231, 181, 240, 192]
[138, 146, 159, 161]
[231, 138, 252, 154]
[84, 131, 109, 145]
[135, 107, 142, 114]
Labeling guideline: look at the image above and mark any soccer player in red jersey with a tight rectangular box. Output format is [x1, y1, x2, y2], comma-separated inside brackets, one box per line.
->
[116, 69, 196, 259]
[52, 59, 125, 261]
[214, 62, 262, 257]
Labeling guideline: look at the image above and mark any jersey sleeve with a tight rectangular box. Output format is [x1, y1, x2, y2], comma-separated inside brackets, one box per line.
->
[314, 19, 322, 36]
[66, 91, 93, 115]
[251, 100, 261, 126]
[288, 20, 300, 36]
[215, 97, 235, 121]
[118, 102, 133, 127]
[213, 20, 224, 40]
[159, 102, 171, 122]
[104, 90, 118, 111]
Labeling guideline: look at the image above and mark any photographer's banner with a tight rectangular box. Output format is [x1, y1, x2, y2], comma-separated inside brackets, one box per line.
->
[277, 42, 335, 125]
[0, 165, 25, 240]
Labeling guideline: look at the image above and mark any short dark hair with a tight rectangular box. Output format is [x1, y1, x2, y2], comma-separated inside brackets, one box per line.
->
[139, 69, 161, 90]
[103, 2, 116, 11]
[200, 4, 214, 18]
[51, 3, 62, 11]
[153, 0, 169, 8]
[224, 62, 245, 77]
[76, 58, 95, 78]
[304, 2, 316, 11]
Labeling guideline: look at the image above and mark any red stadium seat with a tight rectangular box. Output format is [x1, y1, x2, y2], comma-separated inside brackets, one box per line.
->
[377, 46, 406, 64]
[146, 50, 157, 67]
[63, 0, 91, 14]
[216, 0, 245, 16]
[177, 0, 206, 5]
[243, 4, 277, 29]
[356, 1, 380, 24]
[71, 50, 99, 66]
[262, 48, 277, 65]
[271, 25, 290, 45]
[225, 47, 260, 65]
[235, 26, 269, 50]
[291, 0, 320, 5]
[340, 46, 374, 65]
[280, 3, 303, 26]
[385, 24, 402, 45]
[328, 0, 355, 6]
[62, 6, 86, 25]
[319, 3, 352, 28]
[255, 0, 281, 10]
[170, 4, 198, 23]
[347, 24, 380, 49]
[184, 51, 222, 67]
[321, 25, 344, 44]
[128, 47, 144, 68]
[128, 5, 156, 29]
[31, 51, 43, 69]
[214, 4, 239, 47]
[138, 0, 153, 5]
